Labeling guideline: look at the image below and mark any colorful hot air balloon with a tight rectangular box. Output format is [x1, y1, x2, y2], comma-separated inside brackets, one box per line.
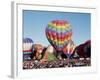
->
[23, 38, 34, 61]
[63, 40, 75, 58]
[45, 20, 72, 56]
[63, 40, 75, 66]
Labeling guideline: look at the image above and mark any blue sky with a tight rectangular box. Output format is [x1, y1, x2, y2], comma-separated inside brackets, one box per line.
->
[23, 10, 91, 46]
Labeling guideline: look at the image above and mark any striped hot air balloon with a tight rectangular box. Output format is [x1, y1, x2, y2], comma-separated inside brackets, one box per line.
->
[63, 40, 75, 66]
[63, 40, 75, 58]
[23, 38, 34, 61]
[45, 20, 72, 56]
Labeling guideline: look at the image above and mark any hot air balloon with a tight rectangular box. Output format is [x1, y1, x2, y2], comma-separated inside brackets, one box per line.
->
[63, 40, 75, 58]
[45, 20, 72, 58]
[76, 40, 91, 58]
[63, 40, 75, 66]
[23, 38, 34, 61]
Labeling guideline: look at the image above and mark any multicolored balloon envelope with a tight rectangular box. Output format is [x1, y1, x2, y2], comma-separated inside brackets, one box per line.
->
[63, 40, 75, 58]
[45, 20, 72, 51]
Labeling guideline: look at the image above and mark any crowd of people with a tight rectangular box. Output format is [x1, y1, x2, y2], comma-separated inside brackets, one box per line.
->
[23, 39, 91, 69]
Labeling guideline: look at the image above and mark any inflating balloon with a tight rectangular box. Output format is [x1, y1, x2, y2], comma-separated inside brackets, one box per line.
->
[45, 20, 72, 52]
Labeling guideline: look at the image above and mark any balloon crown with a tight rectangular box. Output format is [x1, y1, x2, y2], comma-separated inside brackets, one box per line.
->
[23, 38, 33, 43]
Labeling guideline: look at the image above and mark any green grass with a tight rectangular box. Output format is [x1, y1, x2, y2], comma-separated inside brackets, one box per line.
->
[48, 53, 57, 61]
